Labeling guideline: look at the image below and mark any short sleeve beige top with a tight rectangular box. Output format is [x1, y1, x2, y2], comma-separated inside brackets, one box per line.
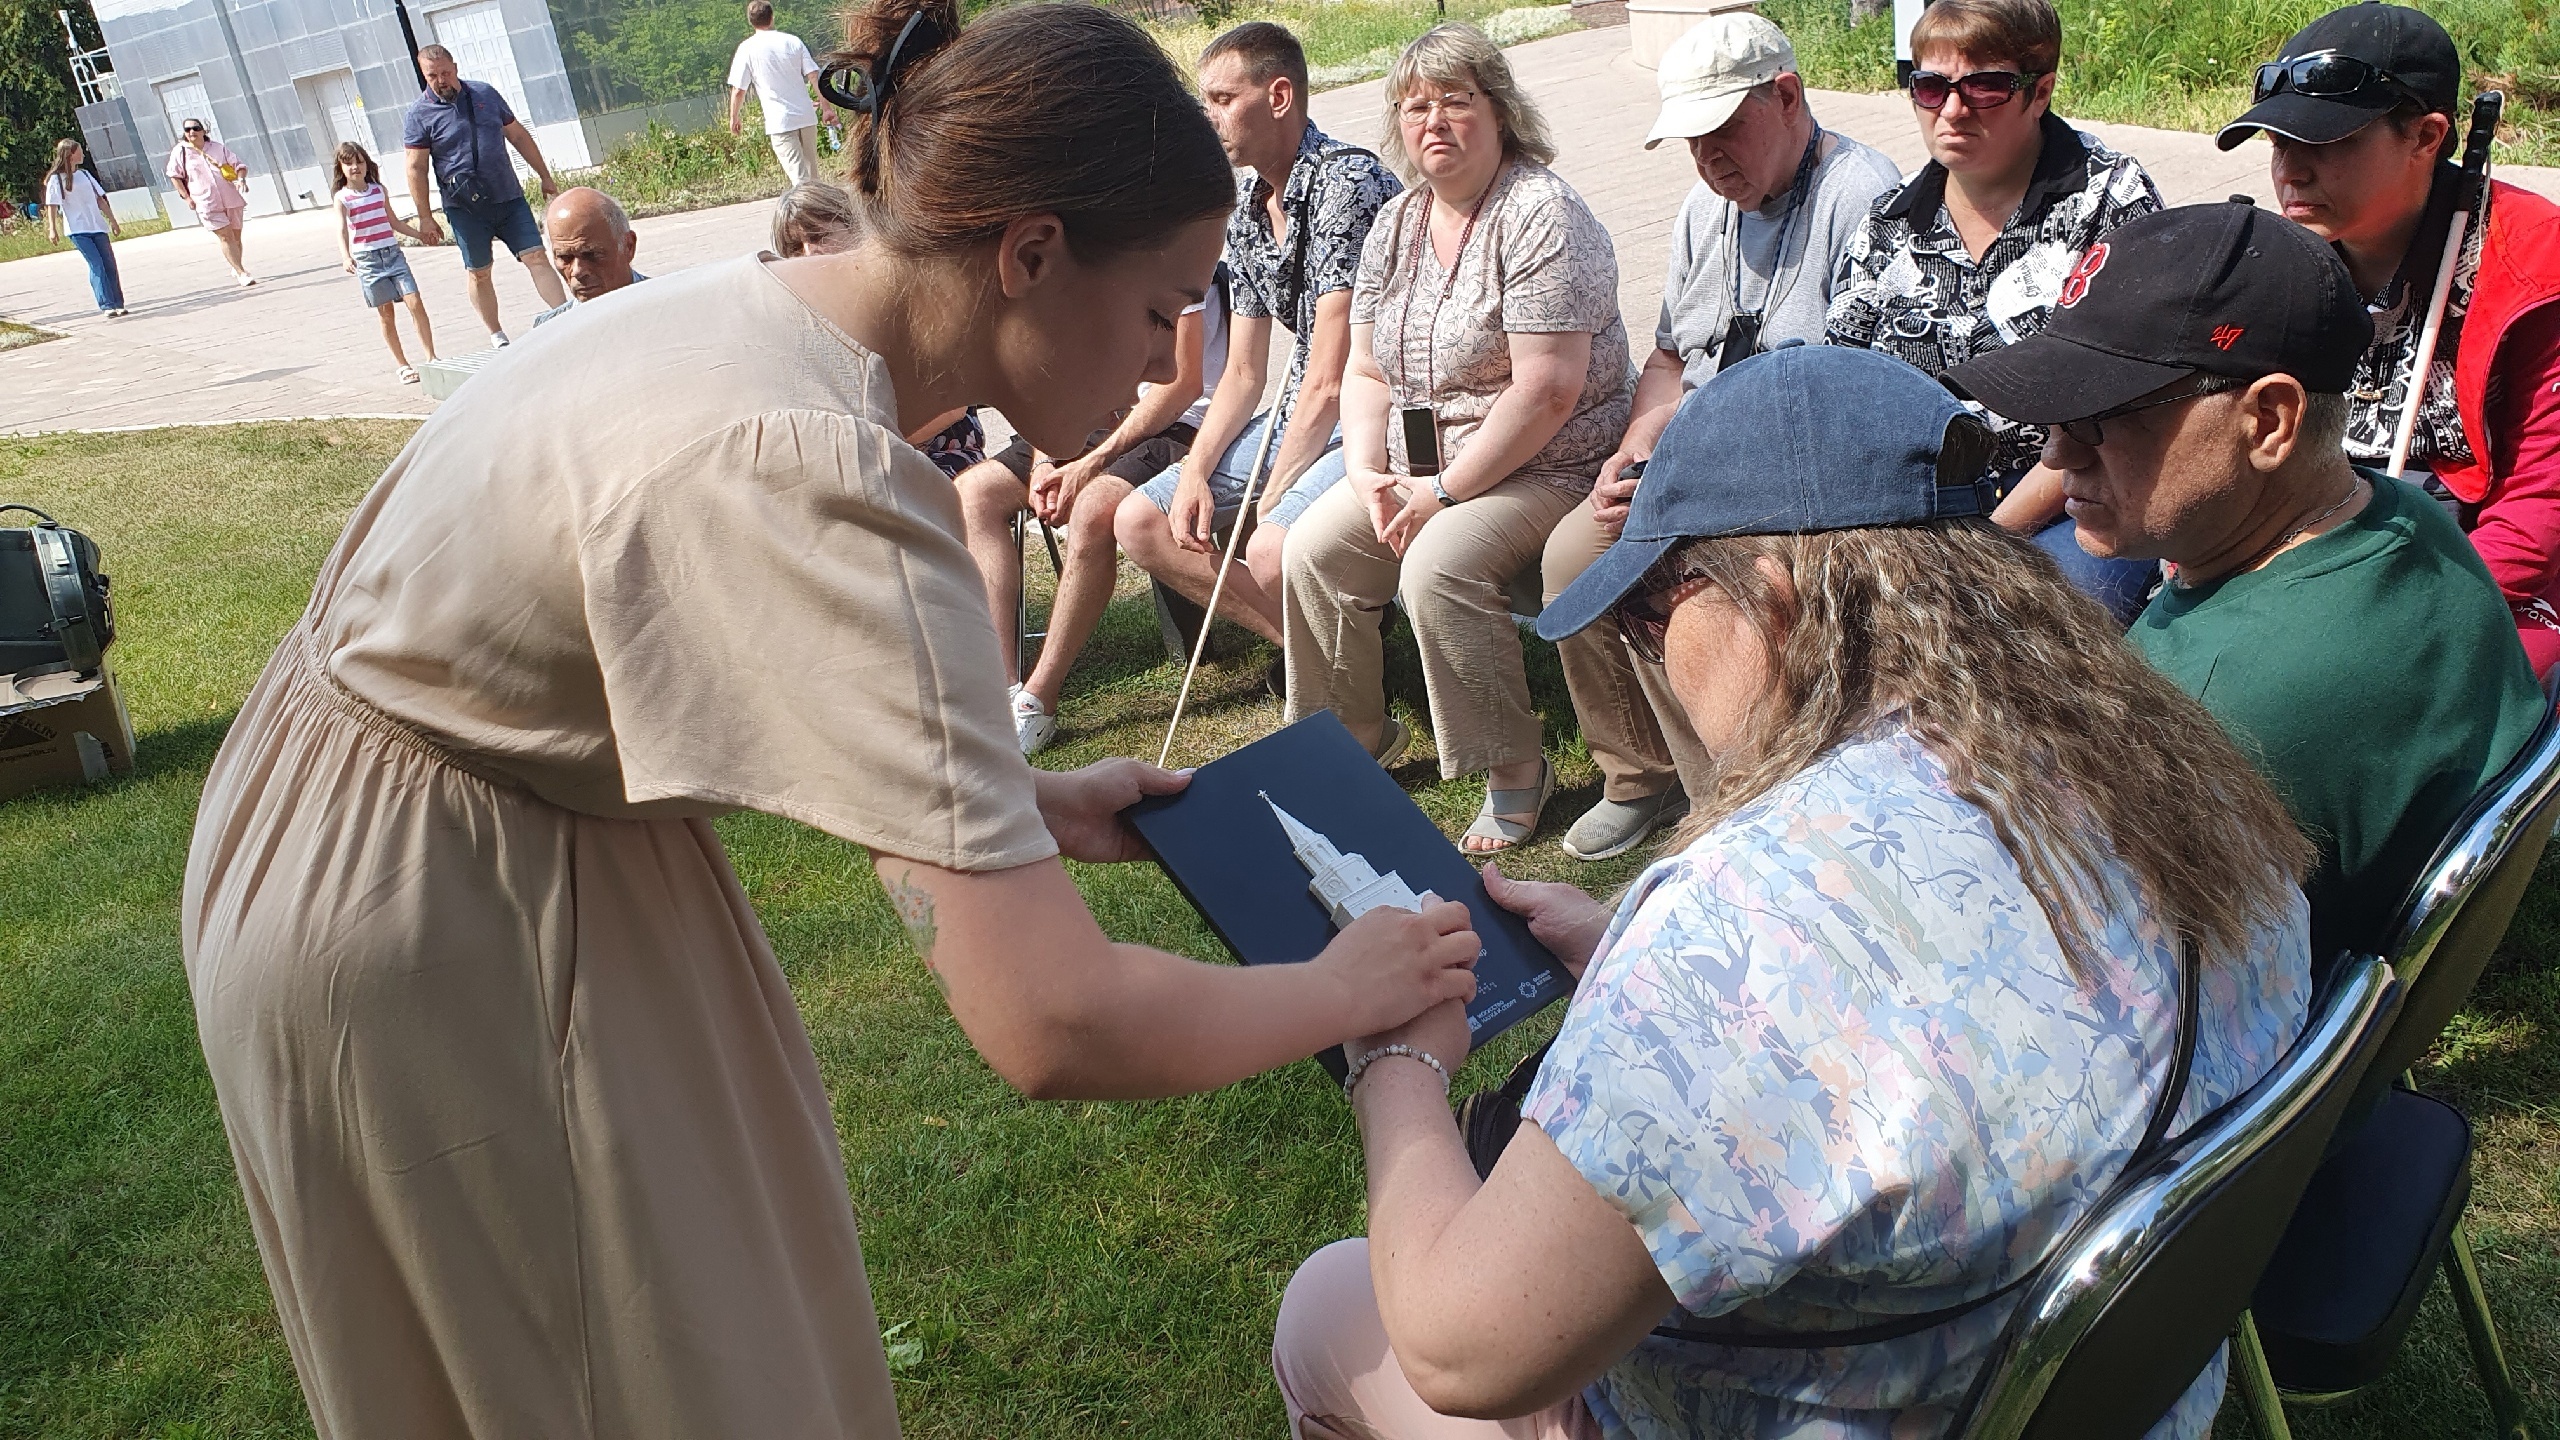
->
[1350, 161, 1634, 494]
[312, 254, 1054, 872]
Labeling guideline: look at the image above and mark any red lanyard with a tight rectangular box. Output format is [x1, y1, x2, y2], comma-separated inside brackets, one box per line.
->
[1395, 165, 1501, 406]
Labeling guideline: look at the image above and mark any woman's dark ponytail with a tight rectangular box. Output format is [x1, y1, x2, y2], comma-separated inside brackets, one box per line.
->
[822, 0, 1232, 261]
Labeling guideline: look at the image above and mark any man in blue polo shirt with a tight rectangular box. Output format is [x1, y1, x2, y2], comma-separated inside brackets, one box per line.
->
[404, 43, 569, 348]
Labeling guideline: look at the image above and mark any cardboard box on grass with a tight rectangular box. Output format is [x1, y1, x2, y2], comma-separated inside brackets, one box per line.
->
[0, 665, 135, 801]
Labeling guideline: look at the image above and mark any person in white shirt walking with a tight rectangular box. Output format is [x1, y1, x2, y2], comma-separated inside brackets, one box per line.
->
[42, 140, 125, 316]
[727, 1, 836, 187]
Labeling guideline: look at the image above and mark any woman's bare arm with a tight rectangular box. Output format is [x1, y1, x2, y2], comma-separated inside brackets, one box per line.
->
[1348, 1002, 1673, 1418]
[873, 854, 1483, 1099]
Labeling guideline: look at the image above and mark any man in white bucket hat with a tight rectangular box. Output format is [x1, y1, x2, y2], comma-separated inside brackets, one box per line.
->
[1541, 11, 1900, 862]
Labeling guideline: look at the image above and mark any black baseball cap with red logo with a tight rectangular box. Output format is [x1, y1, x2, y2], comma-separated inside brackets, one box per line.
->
[1945, 200, 2373, 426]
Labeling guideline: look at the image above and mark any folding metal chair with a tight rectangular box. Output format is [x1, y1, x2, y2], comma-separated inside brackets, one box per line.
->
[2235, 692, 2560, 1440]
[1944, 956, 2402, 1440]
[1012, 512, 1065, 683]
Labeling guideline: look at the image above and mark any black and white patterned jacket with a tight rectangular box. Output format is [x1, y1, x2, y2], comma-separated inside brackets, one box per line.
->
[1827, 112, 2163, 478]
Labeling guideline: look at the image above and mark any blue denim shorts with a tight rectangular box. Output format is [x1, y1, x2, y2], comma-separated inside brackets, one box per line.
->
[353, 245, 418, 307]
[1136, 411, 1347, 530]
[444, 193, 543, 272]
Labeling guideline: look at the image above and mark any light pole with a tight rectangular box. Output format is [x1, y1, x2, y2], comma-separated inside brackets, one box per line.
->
[204, 0, 294, 213]
[390, 0, 426, 90]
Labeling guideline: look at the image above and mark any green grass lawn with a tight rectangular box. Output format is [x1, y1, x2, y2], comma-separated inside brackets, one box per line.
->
[0, 421, 2554, 1438]
[0, 216, 175, 268]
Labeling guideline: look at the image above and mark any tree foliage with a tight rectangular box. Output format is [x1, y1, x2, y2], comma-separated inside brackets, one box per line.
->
[567, 0, 842, 109]
[1, 0, 103, 207]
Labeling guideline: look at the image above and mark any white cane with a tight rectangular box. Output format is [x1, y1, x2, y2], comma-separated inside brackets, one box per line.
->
[2389, 92, 2504, 478]
[1157, 416, 1284, 767]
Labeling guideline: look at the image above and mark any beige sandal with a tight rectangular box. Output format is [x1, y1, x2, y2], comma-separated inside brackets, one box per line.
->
[1463, 758, 1556, 853]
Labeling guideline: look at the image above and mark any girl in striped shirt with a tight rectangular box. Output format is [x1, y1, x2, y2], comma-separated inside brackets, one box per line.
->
[332, 141, 439, 383]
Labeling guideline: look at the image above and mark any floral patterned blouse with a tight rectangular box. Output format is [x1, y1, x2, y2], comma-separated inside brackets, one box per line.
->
[1351, 161, 1633, 494]
[1525, 720, 2312, 1440]
[1825, 114, 2162, 480]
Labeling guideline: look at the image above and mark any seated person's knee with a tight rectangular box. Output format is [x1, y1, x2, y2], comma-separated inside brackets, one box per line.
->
[955, 462, 1024, 527]
[1068, 478, 1131, 545]
[1114, 488, 1173, 563]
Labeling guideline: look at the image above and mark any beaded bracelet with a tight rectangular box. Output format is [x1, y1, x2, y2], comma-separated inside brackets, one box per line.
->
[1342, 1043, 1450, 1100]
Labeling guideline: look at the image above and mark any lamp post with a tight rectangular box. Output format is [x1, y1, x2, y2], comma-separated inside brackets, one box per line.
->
[391, 0, 426, 91]
[205, 0, 294, 213]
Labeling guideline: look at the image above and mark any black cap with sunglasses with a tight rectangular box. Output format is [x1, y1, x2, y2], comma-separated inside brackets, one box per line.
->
[2217, 2, 2458, 152]
[1944, 201, 2373, 434]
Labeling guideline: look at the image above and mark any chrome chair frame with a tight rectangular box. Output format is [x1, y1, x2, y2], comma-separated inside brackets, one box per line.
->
[2230, 692, 2560, 1440]
[1949, 957, 2401, 1440]
[1012, 512, 1066, 683]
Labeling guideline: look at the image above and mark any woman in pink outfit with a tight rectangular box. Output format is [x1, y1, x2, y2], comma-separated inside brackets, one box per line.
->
[165, 118, 255, 285]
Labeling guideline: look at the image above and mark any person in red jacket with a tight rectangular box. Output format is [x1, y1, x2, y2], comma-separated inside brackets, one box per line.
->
[2221, 2, 2560, 677]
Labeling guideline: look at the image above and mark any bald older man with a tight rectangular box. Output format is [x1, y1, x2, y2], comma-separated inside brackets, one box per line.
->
[532, 188, 646, 327]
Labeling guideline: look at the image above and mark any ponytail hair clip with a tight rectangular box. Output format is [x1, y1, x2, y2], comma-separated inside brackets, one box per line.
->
[818, 8, 945, 115]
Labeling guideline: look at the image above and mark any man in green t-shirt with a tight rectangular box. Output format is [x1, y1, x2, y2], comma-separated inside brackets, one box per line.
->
[1951, 202, 2546, 963]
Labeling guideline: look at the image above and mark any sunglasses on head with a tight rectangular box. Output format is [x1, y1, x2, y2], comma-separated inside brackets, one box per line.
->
[2253, 50, 2428, 108]
[1906, 68, 2041, 111]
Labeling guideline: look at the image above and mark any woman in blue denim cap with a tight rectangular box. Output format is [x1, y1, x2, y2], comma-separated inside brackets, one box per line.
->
[1270, 346, 2317, 1440]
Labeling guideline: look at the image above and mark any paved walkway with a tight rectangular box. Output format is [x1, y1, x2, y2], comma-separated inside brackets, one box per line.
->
[9, 22, 2559, 435]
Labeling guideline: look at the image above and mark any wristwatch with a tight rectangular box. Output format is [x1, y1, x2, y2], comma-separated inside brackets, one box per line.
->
[1431, 477, 1459, 506]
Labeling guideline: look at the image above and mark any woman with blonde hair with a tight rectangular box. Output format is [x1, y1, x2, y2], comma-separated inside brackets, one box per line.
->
[1273, 347, 2314, 1439]
[1282, 22, 1631, 852]
[42, 139, 125, 315]
[180, 2, 1482, 1436]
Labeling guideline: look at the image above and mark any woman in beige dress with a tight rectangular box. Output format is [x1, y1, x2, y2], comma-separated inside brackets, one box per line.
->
[179, 5, 1483, 1437]
[1280, 24, 1632, 856]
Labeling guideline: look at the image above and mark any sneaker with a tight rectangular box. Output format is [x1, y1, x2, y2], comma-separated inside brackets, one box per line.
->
[1561, 789, 1689, 862]
[490, 330, 511, 349]
[1011, 687, 1057, 756]
[237, 274, 257, 287]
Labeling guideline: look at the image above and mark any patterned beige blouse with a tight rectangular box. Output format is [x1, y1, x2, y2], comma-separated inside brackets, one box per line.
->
[1351, 160, 1634, 494]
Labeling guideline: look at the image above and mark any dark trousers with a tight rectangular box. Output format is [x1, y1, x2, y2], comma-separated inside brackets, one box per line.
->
[68, 232, 123, 311]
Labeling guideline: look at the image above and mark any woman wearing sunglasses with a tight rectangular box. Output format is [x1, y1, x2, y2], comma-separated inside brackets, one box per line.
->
[1825, 0, 2161, 623]
[2217, 2, 2560, 679]
[1269, 345, 2313, 1440]
[164, 117, 257, 286]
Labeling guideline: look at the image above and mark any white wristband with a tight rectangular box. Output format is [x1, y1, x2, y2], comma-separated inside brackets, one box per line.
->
[1342, 1043, 1450, 1100]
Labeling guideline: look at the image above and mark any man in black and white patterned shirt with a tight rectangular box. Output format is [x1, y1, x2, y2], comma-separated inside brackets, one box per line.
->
[1116, 21, 1402, 647]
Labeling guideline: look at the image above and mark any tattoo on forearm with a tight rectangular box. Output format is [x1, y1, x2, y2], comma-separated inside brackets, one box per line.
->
[888, 870, 944, 990]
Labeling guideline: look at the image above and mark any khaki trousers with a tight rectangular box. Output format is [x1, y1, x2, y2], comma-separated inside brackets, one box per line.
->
[1273, 1239, 1602, 1440]
[1541, 499, 1711, 803]
[770, 126, 820, 186]
[1283, 474, 1576, 778]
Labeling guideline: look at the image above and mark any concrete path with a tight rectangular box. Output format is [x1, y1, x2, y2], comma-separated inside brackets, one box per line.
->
[9, 21, 2558, 436]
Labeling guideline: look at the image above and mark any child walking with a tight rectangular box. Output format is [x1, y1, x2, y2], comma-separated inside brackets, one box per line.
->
[331, 141, 437, 383]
